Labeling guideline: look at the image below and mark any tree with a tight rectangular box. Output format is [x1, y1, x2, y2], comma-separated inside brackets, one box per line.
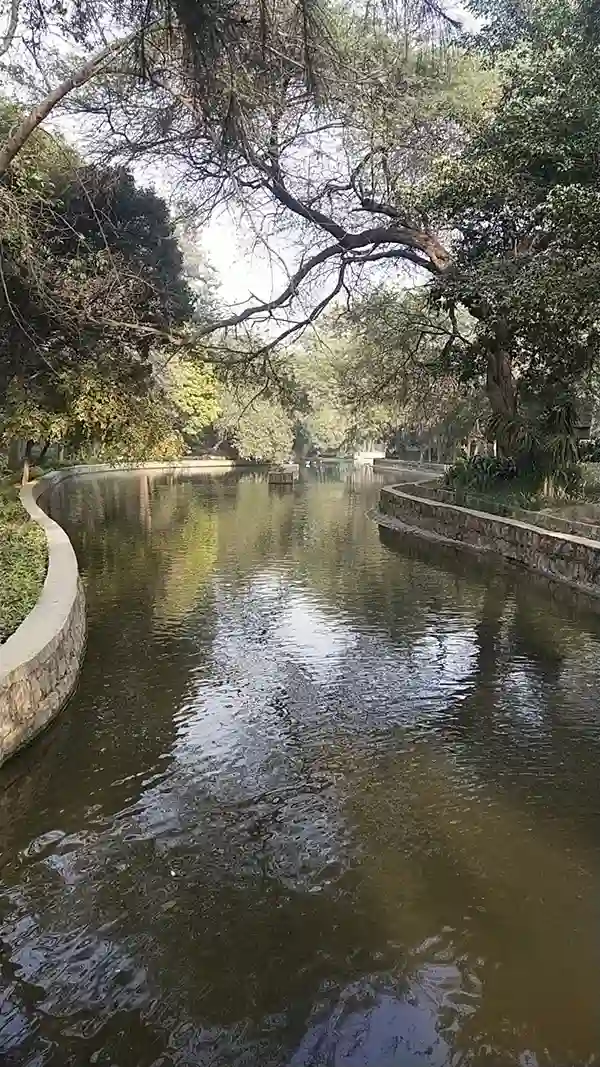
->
[291, 341, 352, 455]
[216, 386, 294, 462]
[166, 358, 221, 445]
[0, 103, 205, 471]
[1, 380, 68, 483]
[62, 6, 502, 400]
[0, 0, 454, 174]
[72, 0, 600, 456]
[432, 0, 600, 427]
[7, 0, 600, 465]
[332, 289, 484, 457]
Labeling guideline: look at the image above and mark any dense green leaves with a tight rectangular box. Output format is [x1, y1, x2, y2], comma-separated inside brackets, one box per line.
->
[216, 387, 294, 462]
[167, 360, 221, 441]
[0, 98, 221, 467]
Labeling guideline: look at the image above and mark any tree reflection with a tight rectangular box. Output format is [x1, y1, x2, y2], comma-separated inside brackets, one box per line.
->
[2, 468, 600, 1064]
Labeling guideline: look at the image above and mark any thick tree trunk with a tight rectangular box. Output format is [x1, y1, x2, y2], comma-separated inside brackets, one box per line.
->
[486, 347, 516, 418]
[462, 301, 517, 421]
[38, 439, 50, 465]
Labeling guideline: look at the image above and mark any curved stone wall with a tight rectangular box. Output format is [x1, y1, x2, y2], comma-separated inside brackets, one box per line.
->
[373, 458, 448, 476]
[377, 483, 600, 597]
[0, 474, 86, 767]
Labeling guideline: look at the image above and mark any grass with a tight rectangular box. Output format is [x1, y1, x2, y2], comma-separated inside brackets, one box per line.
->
[446, 468, 600, 513]
[452, 479, 551, 512]
[0, 480, 48, 644]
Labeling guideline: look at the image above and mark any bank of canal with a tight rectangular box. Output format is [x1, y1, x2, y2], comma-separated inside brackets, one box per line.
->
[1, 466, 600, 1065]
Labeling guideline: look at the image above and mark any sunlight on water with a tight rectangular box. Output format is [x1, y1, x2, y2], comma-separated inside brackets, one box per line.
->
[1, 466, 600, 1065]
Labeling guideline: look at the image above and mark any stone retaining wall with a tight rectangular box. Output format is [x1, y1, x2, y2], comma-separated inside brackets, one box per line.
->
[378, 484, 600, 595]
[413, 481, 600, 542]
[38, 457, 254, 489]
[373, 458, 448, 475]
[0, 474, 86, 767]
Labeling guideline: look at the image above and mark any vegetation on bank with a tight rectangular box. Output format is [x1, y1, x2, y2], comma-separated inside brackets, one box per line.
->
[442, 453, 600, 520]
[0, 484, 47, 645]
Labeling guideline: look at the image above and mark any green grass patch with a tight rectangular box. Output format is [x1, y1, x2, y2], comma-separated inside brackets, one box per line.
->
[456, 473, 600, 513]
[0, 484, 47, 644]
[452, 478, 553, 513]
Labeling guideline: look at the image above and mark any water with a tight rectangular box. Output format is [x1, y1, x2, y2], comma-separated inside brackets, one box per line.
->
[2, 467, 600, 1065]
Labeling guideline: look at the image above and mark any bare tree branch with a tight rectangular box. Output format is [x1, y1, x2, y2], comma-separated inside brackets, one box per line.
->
[257, 161, 450, 269]
[0, 25, 157, 176]
[197, 243, 346, 333]
[0, 0, 19, 60]
[255, 262, 349, 354]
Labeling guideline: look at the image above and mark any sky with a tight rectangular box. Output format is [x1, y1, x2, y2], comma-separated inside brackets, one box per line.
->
[200, 211, 288, 311]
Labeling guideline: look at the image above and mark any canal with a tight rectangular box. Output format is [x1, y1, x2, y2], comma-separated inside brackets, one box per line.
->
[1, 466, 600, 1065]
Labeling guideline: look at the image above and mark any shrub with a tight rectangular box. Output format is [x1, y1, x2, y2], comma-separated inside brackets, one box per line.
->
[445, 455, 518, 491]
[542, 464, 583, 499]
[579, 439, 600, 463]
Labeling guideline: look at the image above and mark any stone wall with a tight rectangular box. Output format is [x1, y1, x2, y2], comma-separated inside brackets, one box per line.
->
[378, 484, 600, 595]
[413, 481, 600, 542]
[373, 458, 448, 476]
[0, 475, 86, 767]
[36, 457, 254, 491]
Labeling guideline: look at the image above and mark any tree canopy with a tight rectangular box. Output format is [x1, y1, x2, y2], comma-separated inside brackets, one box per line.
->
[3, 0, 600, 468]
[0, 99, 219, 467]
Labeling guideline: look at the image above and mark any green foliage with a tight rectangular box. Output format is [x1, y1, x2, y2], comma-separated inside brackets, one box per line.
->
[328, 290, 485, 456]
[487, 399, 580, 485]
[446, 396, 584, 499]
[445, 455, 517, 491]
[290, 340, 353, 454]
[0, 134, 194, 393]
[580, 440, 600, 463]
[0, 97, 211, 464]
[63, 368, 186, 462]
[0, 380, 68, 449]
[167, 359, 221, 441]
[0, 489, 47, 643]
[486, 412, 539, 458]
[217, 388, 294, 463]
[432, 0, 600, 429]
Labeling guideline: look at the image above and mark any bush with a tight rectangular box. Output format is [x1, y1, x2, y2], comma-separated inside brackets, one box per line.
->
[579, 439, 600, 463]
[445, 454, 518, 491]
[446, 453, 584, 502]
[543, 463, 583, 498]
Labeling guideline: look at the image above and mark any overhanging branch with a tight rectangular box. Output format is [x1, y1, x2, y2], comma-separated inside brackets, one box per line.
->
[0, 24, 160, 176]
[197, 243, 345, 334]
[0, 0, 19, 60]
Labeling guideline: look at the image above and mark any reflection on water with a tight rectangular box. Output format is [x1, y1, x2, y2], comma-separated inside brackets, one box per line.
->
[2, 466, 600, 1064]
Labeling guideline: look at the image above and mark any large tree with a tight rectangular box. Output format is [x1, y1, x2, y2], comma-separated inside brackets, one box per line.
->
[0, 102, 217, 468]
[4, 0, 600, 447]
[74, 0, 599, 438]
